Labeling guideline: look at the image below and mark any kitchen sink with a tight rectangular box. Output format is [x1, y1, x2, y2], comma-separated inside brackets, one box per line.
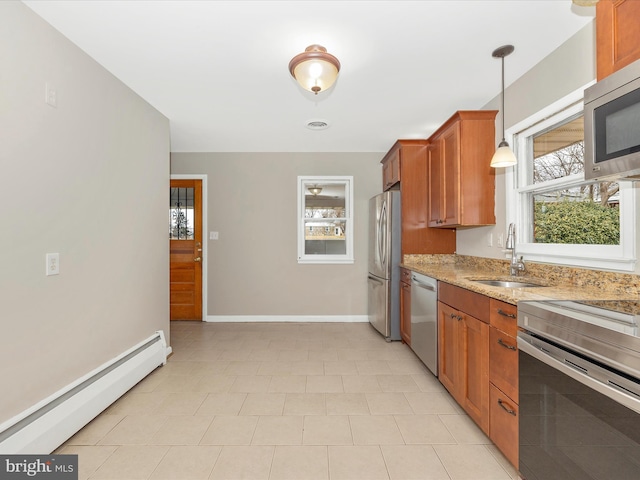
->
[470, 279, 546, 288]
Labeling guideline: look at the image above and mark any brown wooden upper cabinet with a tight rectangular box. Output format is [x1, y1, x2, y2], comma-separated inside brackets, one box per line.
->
[380, 140, 456, 255]
[596, 0, 640, 80]
[382, 143, 401, 190]
[427, 111, 497, 228]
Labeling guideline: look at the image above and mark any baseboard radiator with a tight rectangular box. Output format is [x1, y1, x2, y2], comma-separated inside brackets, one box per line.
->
[0, 330, 168, 454]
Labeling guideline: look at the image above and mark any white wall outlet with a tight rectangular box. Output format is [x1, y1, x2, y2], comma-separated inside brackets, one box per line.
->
[46, 253, 60, 276]
[497, 233, 505, 248]
[210, 231, 219, 240]
[487, 233, 493, 247]
[45, 83, 57, 107]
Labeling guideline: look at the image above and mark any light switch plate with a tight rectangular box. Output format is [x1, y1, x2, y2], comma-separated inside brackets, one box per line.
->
[210, 231, 219, 240]
[46, 253, 60, 276]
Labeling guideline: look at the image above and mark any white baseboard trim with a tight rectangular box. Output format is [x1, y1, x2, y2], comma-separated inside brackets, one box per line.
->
[205, 315, 368, 323]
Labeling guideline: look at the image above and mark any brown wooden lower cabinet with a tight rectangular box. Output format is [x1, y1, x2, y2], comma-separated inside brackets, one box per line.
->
[488, 299, 519, 467]
[437, 297, 489, 434]
[438, 285, 519, 467]
[489, 383, 518, 467]
[400, 268, 411, 345]
[489, 326, 518, 401]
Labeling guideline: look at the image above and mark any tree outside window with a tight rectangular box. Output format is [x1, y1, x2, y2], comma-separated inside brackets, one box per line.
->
[528, 115, 620, 245]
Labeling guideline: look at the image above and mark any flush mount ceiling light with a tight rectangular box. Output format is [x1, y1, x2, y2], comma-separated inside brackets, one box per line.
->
[490, 44, 518, 169]
[289, 45, 341, 95]
[308, 185, 323, 195]
[572, 0, 598, 6]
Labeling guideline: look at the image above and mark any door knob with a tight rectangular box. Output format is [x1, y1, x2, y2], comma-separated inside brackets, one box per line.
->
[194, 257, 202, 262]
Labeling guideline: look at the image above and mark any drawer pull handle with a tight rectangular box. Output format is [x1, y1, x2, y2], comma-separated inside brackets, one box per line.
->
[497, 338, 517, 351]
[498, 399, 517, 416]
[497, 309, 516, 319]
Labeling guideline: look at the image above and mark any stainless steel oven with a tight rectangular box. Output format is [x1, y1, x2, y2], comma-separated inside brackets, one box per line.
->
[518, 300, 640, 480]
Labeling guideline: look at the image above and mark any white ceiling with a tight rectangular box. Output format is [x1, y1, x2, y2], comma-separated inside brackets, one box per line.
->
[23, 0, 596, 153]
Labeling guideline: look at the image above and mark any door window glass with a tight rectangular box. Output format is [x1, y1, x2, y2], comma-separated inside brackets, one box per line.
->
[170, 187, 194, 240]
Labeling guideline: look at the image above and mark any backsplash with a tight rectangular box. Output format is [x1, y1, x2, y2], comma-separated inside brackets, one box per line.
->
[403, 254, 640, 296]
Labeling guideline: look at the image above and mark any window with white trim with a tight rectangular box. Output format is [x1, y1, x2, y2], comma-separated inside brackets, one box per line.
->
[297, 176, 354, 264]
[506, 86, 636, 271]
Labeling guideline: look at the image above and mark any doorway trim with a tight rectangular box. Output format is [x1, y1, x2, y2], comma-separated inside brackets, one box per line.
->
[170, 174, 208, 321]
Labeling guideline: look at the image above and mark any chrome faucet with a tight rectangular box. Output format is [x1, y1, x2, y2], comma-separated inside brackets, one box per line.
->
[506, 223, 525, 276]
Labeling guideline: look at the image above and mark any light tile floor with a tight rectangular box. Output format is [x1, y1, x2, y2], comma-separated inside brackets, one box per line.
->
[58, 322, 520, 480]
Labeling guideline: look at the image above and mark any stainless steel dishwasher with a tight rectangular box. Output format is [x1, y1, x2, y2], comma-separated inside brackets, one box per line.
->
[410, 272, 438, 376]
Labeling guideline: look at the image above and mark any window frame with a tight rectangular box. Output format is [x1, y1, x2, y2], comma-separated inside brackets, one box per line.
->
[504, 84, 637, 272]
[297, 175, 354, 264]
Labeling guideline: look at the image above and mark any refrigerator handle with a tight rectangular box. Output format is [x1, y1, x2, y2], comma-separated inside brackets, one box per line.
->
[379, 199, 387, 268]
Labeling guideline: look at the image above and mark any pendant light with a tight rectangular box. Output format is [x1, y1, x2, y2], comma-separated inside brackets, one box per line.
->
[289, 45, 341, 95]
[490, 45, 517, 168]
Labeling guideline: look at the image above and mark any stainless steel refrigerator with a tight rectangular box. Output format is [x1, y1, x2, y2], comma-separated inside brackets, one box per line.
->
[367, 190, 401, 341]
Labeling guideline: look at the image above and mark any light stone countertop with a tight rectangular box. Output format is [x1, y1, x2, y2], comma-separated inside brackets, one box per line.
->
[401, 254, 640, 306]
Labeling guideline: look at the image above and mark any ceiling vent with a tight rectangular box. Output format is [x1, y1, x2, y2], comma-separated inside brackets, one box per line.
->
[305, 119, 330, 130]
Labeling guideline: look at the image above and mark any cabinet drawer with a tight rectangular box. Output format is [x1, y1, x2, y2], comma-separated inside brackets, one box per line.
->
[489, 299, 517, 336]
[489, 327, 518, 401]
[400, 268, 412, 285]
[489, 383, 518, 468]
[439, 282, 490, 323]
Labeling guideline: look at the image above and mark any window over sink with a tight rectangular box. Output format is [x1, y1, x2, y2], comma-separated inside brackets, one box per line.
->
[297, 176, 354, 264]
[505, 84, 636, 271]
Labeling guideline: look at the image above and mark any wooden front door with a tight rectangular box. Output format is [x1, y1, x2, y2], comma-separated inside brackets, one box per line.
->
[170, 179, 203, 320]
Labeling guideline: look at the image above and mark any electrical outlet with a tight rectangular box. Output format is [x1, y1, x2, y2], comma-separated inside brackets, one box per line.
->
[497, 233, 505, 248]
[210, 231, 219, 240]
[45, 83, 57, 107]
[487, 233, 493, 247]
[46, 253, 60, 276]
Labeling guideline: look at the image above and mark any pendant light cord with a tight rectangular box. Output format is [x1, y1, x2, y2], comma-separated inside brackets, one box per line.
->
[501, 55, 505, 142]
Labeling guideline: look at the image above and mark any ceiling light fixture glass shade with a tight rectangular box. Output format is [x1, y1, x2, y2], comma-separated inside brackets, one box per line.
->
[289, 45, 341, 95]
[572, 0, 599, 6]
[490, 44, 517, 169]
[308, 186, 323, 195]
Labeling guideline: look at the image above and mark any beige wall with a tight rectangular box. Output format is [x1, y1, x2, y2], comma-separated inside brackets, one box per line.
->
[0, 2, 170, 423]
[171, 152, 382, 317]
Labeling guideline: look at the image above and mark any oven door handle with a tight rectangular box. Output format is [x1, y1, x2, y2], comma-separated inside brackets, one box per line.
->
[518, 334, 640, 415]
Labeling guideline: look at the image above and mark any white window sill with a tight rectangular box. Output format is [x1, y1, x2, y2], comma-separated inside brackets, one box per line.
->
[297, 258, 354, 265]
[517, 244, 636, 272]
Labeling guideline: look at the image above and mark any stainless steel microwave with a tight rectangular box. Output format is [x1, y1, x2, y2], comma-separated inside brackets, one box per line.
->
[584, 58, 640, 181]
